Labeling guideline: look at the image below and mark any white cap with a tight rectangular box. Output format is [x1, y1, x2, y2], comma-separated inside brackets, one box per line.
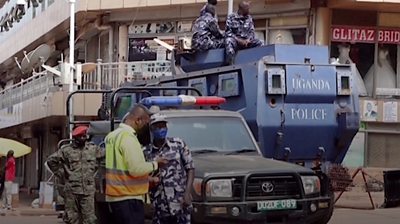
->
[150, 113, 168, 125]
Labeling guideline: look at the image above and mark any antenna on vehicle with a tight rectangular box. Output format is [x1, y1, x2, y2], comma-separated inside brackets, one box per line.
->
[153, 38, 174, 51]
[153, 38, 186, 76]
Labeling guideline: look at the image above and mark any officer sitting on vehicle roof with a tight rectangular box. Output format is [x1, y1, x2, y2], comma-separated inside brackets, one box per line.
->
[225, 1, 263, 64]
[191, 4, 224, 52]
[200, 0, 218, 21]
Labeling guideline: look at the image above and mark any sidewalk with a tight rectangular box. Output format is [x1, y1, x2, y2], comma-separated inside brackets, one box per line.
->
[333, 167, 389, 209]
[1, 190, 58, 217]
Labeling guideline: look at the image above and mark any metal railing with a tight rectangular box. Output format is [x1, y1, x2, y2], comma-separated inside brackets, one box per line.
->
[0, 60, 173, 110]
[81, 60, 172, 90]
[0, 72, 55, 110]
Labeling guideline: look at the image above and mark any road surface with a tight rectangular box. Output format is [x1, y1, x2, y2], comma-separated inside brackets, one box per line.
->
[1, 208, 399, 223]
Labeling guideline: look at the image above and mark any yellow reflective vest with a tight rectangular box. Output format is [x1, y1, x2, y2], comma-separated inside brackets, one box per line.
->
[105, 128, 149, 197]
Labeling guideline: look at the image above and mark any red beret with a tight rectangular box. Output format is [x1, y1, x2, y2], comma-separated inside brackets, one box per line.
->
[72, 126, 88, 137]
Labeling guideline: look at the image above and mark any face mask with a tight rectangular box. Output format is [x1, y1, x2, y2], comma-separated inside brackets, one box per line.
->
[75, 137, 86, 147]
[152, 128, 168, 140]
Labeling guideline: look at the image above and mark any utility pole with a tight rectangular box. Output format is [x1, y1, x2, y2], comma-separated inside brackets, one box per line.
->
[69, 0, 76, 138]
[228, 0, 233, 14]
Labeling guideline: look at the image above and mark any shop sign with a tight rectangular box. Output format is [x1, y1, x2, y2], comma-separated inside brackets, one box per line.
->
[129, 22, 175, 35]
[177, 21, 193, 33]
[331, 26, 400, 44]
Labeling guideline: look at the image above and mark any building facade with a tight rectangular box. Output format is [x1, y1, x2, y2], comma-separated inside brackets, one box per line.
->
[0, 0, 399, 191]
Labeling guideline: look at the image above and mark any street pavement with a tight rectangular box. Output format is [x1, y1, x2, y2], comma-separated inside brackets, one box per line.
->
[2, 167, 395, 224]
[1, 208, 400, 224]
[330, 208, 400, 224]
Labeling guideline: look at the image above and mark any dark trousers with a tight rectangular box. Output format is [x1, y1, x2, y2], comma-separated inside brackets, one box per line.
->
[109, 199, 144, 224]
[159, 216, 178, 224]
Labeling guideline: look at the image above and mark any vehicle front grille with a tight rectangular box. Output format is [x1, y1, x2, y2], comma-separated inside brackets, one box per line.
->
[245, 175, 301, 200]
[232, 177, 243, 200]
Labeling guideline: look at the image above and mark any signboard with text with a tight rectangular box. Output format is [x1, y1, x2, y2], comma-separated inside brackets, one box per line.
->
[331, 26, 400, 44]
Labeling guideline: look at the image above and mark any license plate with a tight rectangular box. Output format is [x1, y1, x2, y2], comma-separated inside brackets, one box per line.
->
[257, 199, 297, 211]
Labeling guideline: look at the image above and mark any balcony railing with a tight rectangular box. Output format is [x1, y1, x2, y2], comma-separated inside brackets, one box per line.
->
[81, 60, 172, 90]
[0, 72, 55, 110]
[0, 60, 173, 110]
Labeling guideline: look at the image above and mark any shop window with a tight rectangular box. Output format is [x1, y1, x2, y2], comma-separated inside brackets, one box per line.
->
[331, 42, 374, 95]
[128, 37, 174, 62]
[267, 28, 307, 45]
[266, 16, 308, 45]
[129, 22, 176, 35]
[255, 31, 266, 45]
[330, 42, 399, 97]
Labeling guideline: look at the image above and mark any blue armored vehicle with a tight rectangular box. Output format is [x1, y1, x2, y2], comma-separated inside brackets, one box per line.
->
[130, 44, 360, 171]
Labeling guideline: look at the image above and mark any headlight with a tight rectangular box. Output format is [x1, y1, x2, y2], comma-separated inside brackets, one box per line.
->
[301, 176, 320, 195]
[206, 179, 233, 198]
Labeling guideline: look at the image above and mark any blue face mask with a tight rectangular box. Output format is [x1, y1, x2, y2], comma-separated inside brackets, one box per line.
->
[152, 128, 168, 140]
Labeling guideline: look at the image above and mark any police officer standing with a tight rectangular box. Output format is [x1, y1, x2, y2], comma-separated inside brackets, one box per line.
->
[47, 125, 101, 224]
[145, 114, 195, 224]
[191, 4, 224, 52]
[225, 1, 262, 64]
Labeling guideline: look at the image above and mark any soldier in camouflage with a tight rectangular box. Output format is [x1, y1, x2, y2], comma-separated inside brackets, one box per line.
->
[192, 4, 224, 52]
[144, 114, 195, 224]
[225, 1, 262, 64]
[47, 126, 103, 224]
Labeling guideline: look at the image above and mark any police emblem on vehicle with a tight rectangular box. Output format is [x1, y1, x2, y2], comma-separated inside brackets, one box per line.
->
[261, 182, 274, 193]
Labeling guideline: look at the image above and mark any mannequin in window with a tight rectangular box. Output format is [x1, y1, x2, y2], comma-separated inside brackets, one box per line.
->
[337, 43, 367, 96]
[364, 46, 396, 96]
[268, 30, 294, 44]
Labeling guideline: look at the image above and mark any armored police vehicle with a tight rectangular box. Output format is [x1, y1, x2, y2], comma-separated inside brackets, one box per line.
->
[130, 43, 360, 173]
[58, 87, 334, 224]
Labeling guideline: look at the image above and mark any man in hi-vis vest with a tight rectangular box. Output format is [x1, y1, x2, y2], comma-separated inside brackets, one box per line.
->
[105, 104, 168, 224]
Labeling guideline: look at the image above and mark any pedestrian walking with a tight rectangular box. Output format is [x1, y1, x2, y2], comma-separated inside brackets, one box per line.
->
[105, 104, 168, 224]
[144, 114, 195, 224]
[2, 150, 15, 211]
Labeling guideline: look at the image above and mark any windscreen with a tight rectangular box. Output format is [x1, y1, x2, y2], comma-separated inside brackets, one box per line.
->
[166, 116, 257, 152]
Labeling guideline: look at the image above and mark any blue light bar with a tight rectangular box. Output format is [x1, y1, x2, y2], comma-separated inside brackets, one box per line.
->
[141, 96, 183, 106]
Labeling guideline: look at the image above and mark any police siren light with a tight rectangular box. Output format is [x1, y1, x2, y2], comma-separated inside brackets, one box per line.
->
[140, 95, 226, 107]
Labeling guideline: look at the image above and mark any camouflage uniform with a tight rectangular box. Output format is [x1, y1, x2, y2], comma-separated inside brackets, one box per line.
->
[191, 12, 224, 51]
[144, 137, 194, 224]
[225, 12, 262, 61]
[47, 142, 102, 224]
